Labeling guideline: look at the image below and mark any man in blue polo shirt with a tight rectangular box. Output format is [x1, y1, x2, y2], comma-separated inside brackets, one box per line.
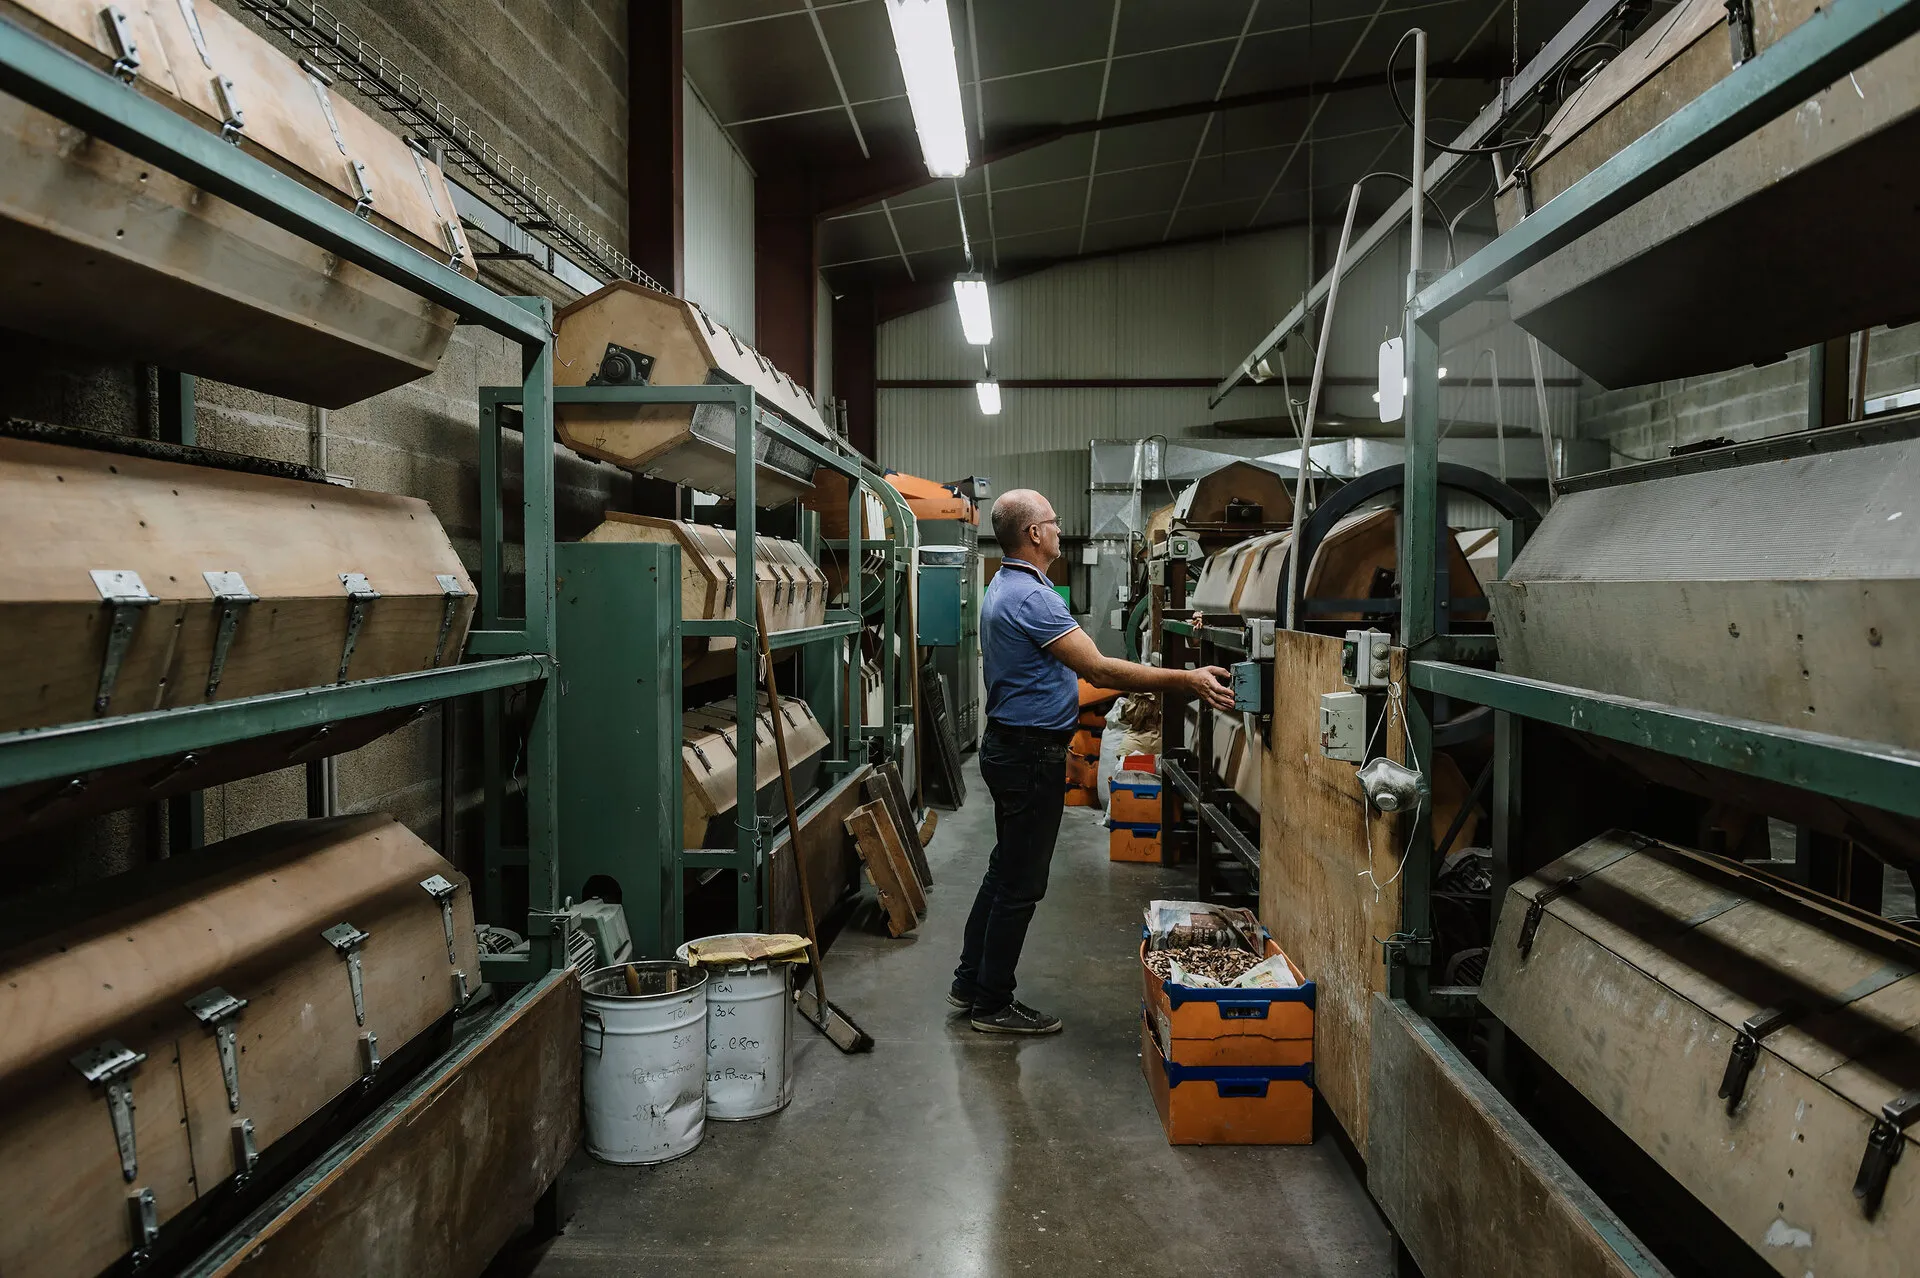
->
[951, 488, 1234, 1034]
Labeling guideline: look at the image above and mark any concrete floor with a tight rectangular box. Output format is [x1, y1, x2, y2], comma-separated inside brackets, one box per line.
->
[505, 757, 1391, 1276]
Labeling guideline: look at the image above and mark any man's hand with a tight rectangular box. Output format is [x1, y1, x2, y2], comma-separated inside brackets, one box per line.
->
[1184, 665, 1235, 711]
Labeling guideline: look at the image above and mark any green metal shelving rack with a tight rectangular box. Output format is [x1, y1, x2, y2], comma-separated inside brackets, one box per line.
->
[487, 381, 906, 955]
[0, 17, 566, 982]
[1384, 0, 1920, 1016]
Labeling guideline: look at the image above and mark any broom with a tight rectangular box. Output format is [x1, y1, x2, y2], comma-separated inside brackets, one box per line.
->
[756, 596, 874, 1054]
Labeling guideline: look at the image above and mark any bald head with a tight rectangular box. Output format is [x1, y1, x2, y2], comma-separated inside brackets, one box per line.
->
[991, 489, 1050, 551]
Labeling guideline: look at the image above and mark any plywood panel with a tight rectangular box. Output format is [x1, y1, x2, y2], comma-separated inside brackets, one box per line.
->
[1368, 995, 1671, 1278]
[1258, 629, 1405, 1147]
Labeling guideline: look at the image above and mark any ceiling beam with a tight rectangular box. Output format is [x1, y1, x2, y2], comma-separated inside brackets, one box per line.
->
[810, 56, 1505, 219]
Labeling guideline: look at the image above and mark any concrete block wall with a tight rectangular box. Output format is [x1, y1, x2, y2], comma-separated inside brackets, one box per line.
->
[0, 0, 637, 893]
[1577, 323, 1920, 461]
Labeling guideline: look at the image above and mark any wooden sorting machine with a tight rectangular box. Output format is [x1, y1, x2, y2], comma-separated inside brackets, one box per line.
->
[554, 282, 835, 505]
[0, 0, 473, 406]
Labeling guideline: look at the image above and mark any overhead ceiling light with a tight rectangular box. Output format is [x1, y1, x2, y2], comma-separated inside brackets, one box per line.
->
[953, 273, 992, 345]
[884, 0, 970, 178]
[975, 380, 1002, 415]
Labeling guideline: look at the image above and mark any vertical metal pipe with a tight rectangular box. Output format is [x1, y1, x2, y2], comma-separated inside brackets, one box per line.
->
[1489, 348, 1506, 483]
[1526, 334, 1556, 499]
[1283, 182, 1362, 630]
[1850, 328, 1873, 421]
[1408, 29, 1428, 294]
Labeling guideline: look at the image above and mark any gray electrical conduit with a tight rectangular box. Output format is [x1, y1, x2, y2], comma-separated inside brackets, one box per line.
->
[1282, 181, 1363, 632]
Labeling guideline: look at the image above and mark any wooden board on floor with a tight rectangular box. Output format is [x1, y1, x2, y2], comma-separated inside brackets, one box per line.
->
[1368, 995, 1671, 1278]
[768, 766, 871, 946]
[846, 802, 921, 936]
[1258, 629, 1405, 1149]
[190, 970, 581, 1278]
[869, 763, 933, 889]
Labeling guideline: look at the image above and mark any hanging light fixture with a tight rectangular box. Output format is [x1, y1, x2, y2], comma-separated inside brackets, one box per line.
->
[884, 0, 970, 178]
[953, 273, 993, 345]
[975, 380, 1002, 415]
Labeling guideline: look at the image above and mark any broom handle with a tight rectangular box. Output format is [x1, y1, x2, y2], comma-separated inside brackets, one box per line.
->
[756, 595, 830, 1010]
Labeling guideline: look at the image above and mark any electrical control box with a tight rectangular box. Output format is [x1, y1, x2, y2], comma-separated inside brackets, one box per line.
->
[1319, 690, 1367, 762]
[1342, 628, 1393, 689]
[1246, 619, 1277, 659]
[1168, 534, 1202, 561]
[1230, 661, 1266, 713]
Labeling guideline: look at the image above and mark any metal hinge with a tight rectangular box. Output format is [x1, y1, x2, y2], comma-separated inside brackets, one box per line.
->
[1517, 877, 1581, 958]
[230, 1117, 258, 1185]
[452, 970, 470, 1006]
[201, 571, 256, 700]
[128, 1186, 158, 1267]
[100, 6, 140, 79]
[432, 575, 466, 667]
[335, 573, 379, 683]
[323, 922, 372, 1025]
[345, 159, 375, 216]
[1855, 1088, 1920, 1218]
[1726, 0, 1756, 66]
[305, 62, 349, 156]
[1718, 1002, 1799, 1114]
[420, 874, 460, 965]
[90, 570, 156, 715]
[71, 1040, 146, 1181]
[175, 0, 211, 67]
[211, 74, 244, 141]
[186, 986, 249, 1112]
[359, 1030, 381, 1083]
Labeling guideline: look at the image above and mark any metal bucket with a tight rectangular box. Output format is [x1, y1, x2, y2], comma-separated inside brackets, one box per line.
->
[580, 962, 709, 1165]
[676, 934, 797, 1120]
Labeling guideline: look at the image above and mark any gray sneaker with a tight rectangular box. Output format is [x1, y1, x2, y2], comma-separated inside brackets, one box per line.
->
[970, 1000, 1062, 1035]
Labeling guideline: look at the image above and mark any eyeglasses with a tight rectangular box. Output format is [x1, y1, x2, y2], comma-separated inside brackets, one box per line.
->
[1030, 517, 1060, 530]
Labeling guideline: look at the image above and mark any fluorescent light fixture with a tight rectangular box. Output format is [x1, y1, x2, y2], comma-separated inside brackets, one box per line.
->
[975, 380, 1002, 415]
[1438, 366, 1449, 378]
[884, 0, 970, 178]
[953, 273, 993, 345]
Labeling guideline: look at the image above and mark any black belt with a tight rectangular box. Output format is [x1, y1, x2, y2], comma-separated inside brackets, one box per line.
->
[987, 719, 1075, 746]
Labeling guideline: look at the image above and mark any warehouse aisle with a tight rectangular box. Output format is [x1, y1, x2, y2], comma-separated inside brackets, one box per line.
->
[507, 759, 1390, 1277]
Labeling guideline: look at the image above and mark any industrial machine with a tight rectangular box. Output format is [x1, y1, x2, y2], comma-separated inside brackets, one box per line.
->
[1494, 0, 1920, 385]
[0, 0, 473, 406]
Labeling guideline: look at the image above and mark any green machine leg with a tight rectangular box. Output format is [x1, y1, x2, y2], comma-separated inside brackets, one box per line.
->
[554, 540, 683, 957]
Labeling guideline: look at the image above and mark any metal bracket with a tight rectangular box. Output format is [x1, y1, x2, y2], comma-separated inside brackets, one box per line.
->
[201, 571, 256, 699]
[685, 739, 712, 771]
[432, 574, 466, 667]
[90, 570, 156, 715]
[71, 1040, 146, 1181]
[1855, 1088, 1920, 1217]
[1718, 1003, 1798, 1113]
[175, 0, 211, 67]
[1518, 877, 1582, 958]
[230, 1117, 258, 1186]
[100, 6, 140, 79]
[335, 573, 379, 683]
[439, 218, 466, 267]
[305, 63, 349, 156]
[452, 970, 470, 1006]
[359, 1031, 381, 1082]
[186, 986, 249, 1112]
[1726, 0, 1757, 65]
[211, 74, 244, 141]
[1381, 931, 1434, 969]
[322, 922, 371, 1025]
[420, 874, 459, 965]
[345, 159, 375, 216]
[128, 1187, 158, 1267]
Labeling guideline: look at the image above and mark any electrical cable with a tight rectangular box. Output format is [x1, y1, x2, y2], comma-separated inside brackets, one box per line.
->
[1387, 29, 1543, 155]
[1358, 679, 1425, 900]
[1359, 169, 1459, 273]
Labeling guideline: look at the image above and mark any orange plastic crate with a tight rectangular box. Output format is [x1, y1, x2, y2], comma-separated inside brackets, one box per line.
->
[1141, 1013, 1313, 1145]
[1140, 938, 1314, 1067]
[1064, 752, 1097, 788]
[1070, 727, 1102, 755]
[1109, 777, 1161, 825]
[1064, 786, 1100, 808]
[1109, 825, 1161, 863]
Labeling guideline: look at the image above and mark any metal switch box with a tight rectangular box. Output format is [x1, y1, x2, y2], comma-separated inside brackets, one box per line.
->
[1230, 661, 1266, 713]
[1319, 690, 1366, 762]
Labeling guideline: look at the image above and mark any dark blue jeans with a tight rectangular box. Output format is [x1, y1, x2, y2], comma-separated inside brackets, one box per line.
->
[954, 726, 1068, 1011]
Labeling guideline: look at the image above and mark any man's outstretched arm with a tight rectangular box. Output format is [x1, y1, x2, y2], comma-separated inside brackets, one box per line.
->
[1044, 626, 1237, 711]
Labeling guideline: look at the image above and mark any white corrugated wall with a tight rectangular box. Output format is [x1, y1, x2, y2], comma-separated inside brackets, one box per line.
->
[878, 229, 1311, 536]
[878, 224, 1580, 535]
[682, 80, 754, 341]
